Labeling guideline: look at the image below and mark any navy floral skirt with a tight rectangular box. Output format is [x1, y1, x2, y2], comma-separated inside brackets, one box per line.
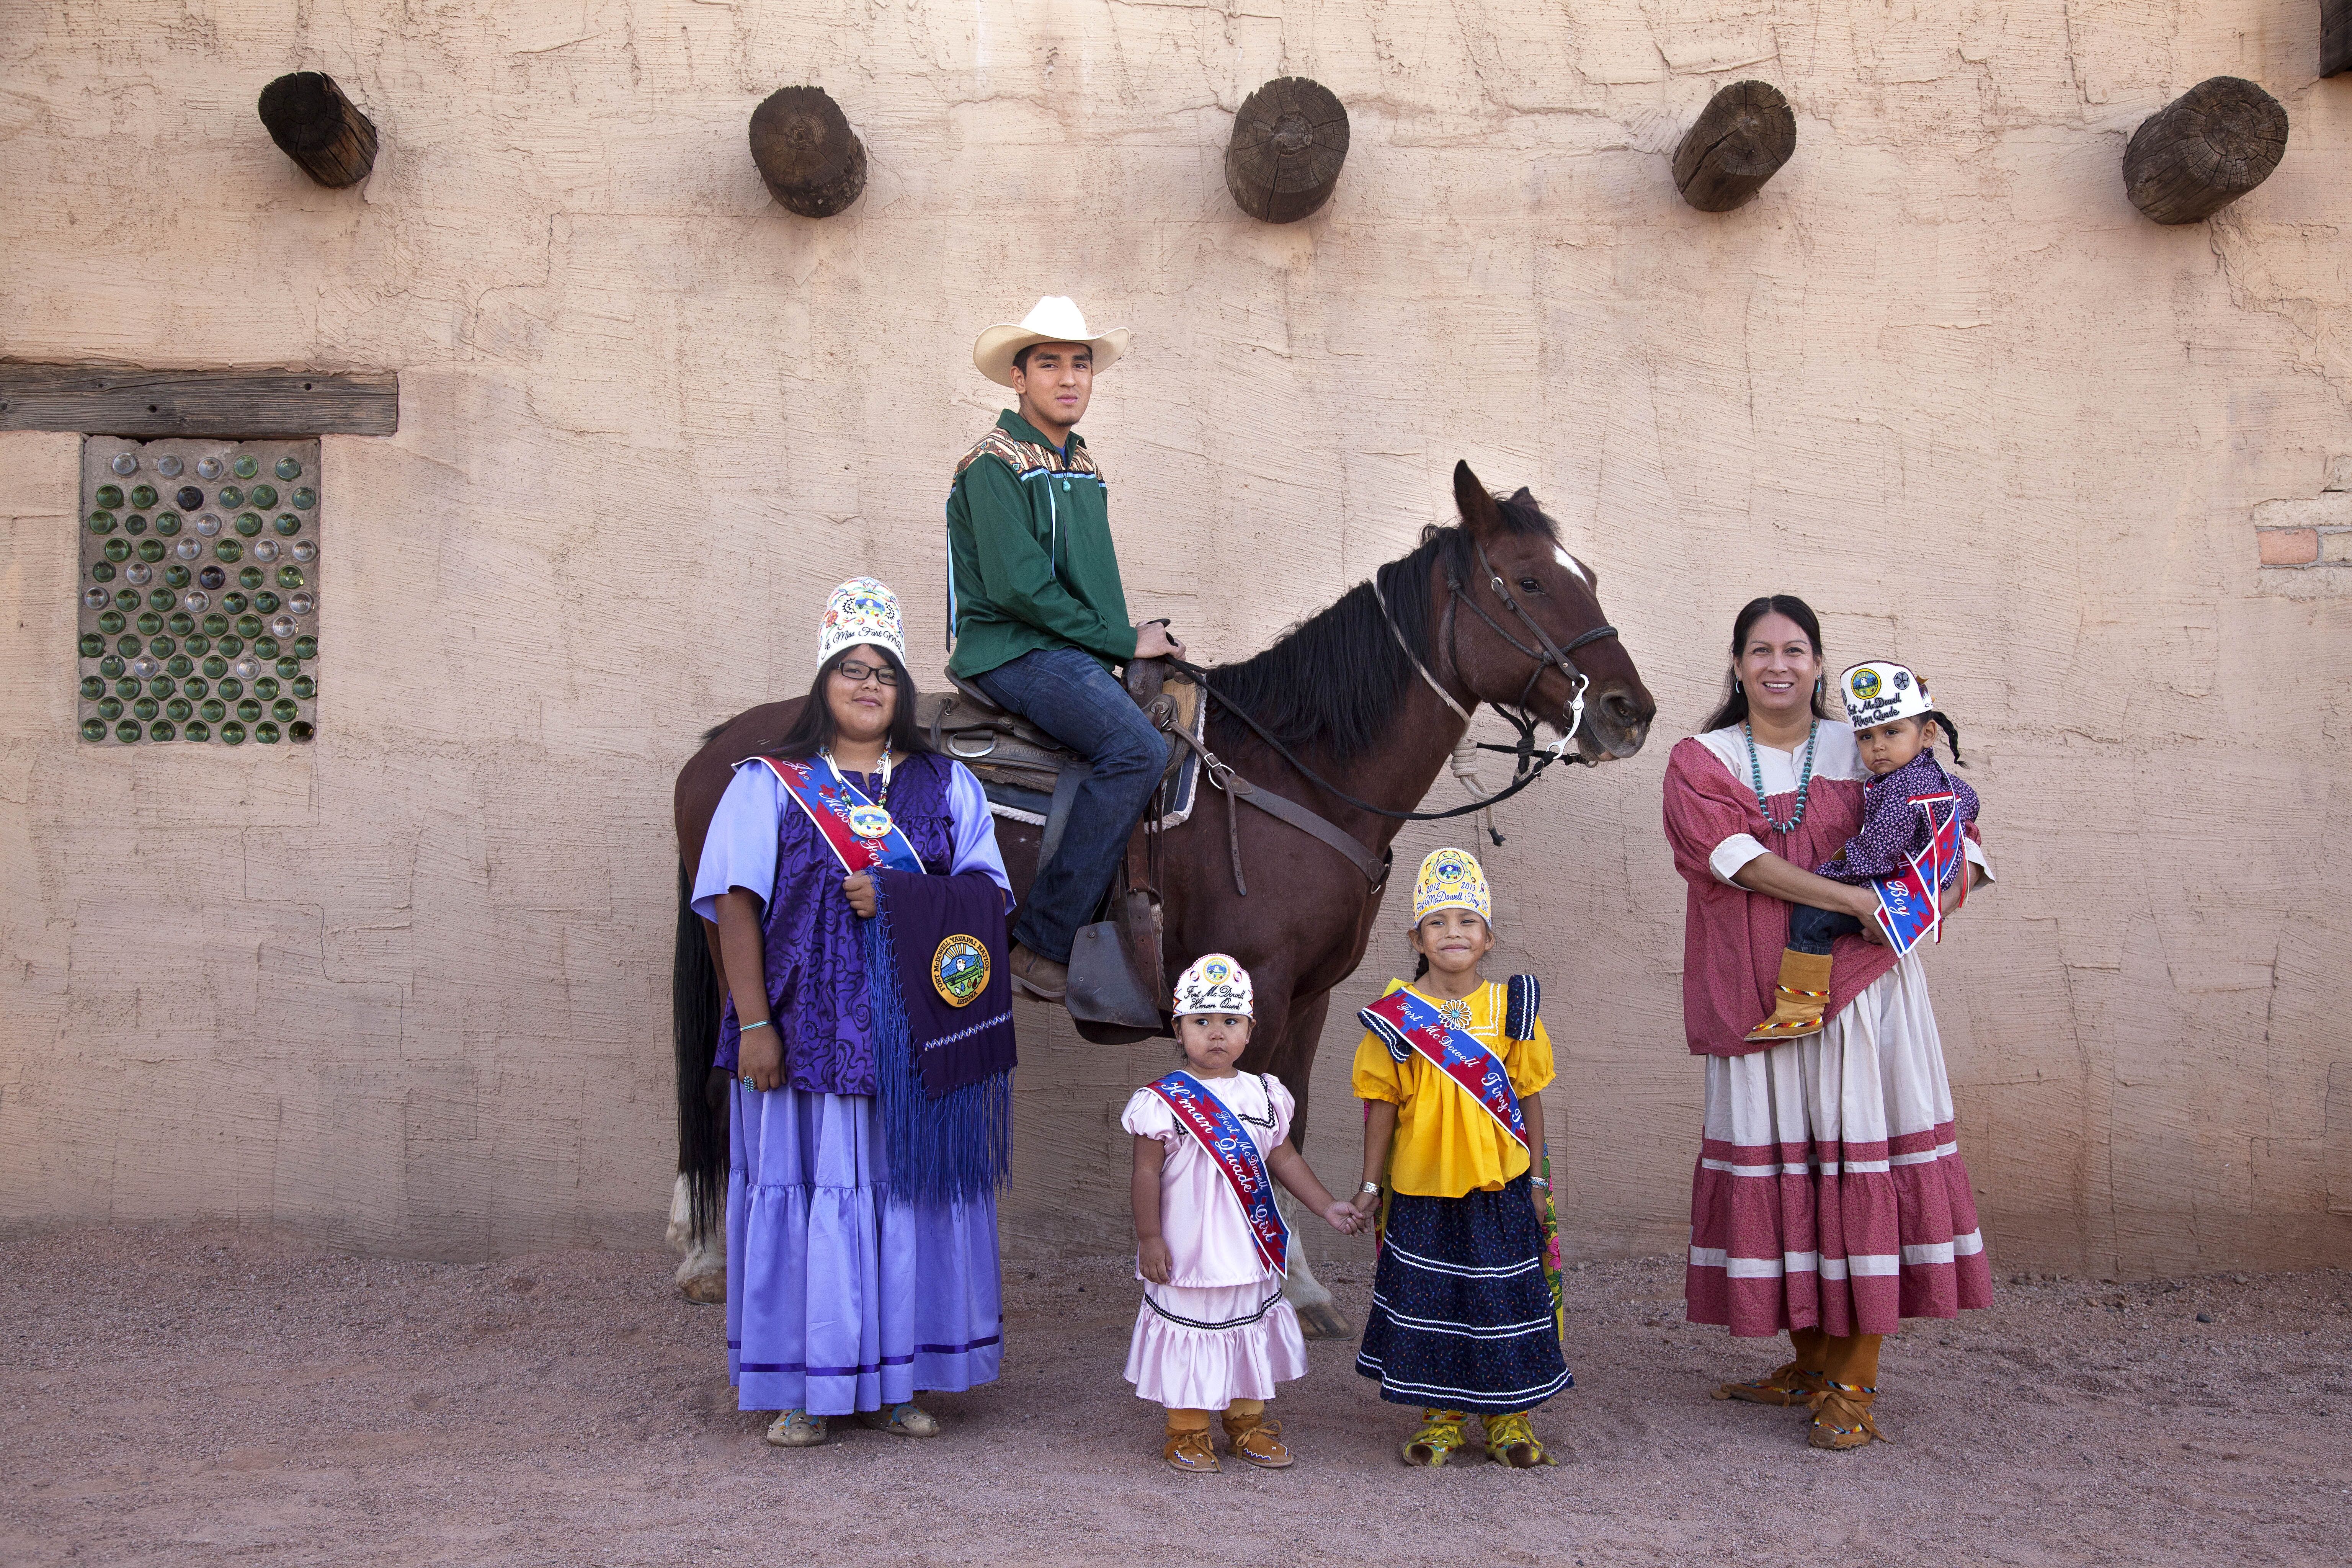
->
[1356, 1174, 1570, 1415]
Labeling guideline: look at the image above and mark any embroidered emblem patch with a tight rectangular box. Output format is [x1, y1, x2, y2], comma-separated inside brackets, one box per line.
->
[1850, 668, 1882, 701]
[848, 804, 893, 840]
[932, 934, 990, 1007]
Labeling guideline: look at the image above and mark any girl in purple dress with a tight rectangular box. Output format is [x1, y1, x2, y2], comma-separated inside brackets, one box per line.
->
[694, 578, 1014, 1447]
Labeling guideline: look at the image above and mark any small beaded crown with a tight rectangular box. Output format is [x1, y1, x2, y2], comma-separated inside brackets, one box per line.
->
[1409, 846, 1494, 930]
[819, 576, 906, 667]
[1172, 952, 1253, 1018]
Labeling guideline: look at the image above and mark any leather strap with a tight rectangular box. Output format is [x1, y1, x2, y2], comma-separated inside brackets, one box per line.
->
[1158, 720, 1387, 888]
[1040, 759, 1091, 868]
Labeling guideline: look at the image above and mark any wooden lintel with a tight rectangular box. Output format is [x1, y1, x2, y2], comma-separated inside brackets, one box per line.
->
[0, 363, 399, 437]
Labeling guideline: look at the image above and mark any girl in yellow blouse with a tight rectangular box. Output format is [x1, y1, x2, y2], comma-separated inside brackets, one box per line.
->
[1349, 848, 1570, 1468]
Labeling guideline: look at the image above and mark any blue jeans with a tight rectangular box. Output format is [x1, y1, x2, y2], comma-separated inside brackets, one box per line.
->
[972, 647, 1166, 964]
[1788, 902, 1863, 955]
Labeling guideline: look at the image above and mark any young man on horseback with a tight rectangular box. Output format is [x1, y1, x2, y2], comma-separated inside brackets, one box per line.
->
[947, 296, 1184, 1001]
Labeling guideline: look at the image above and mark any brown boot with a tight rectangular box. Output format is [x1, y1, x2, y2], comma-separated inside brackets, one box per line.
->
[1008, 943, 1069, 1001]
[1164, 1408, 1218, 1474]
[1806, 1333, 1887, 1450]
[1744, 949, 1835, 1043]
[1220, 1400, 1292, 1468]
[1712, 1326, 1830, 1407]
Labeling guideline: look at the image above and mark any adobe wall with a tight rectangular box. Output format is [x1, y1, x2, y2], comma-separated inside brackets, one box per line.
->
[3, 0, 2348, 1276]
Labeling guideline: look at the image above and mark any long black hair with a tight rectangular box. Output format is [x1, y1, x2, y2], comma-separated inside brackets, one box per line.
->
[1699, 594, 1839, 733]
[1921, 709, 1967, 766]
[757, 645, 931, 761]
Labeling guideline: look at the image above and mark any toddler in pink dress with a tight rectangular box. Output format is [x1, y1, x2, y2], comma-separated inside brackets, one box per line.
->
[1122, 953, 1363, 1473]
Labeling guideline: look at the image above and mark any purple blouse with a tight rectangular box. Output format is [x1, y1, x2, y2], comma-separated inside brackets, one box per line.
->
[692, 751, 1012, 1093]
[1816, 751, 1981, 886]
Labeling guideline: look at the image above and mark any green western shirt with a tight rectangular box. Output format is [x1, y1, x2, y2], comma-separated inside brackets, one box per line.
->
[945, 410, 1137, 679]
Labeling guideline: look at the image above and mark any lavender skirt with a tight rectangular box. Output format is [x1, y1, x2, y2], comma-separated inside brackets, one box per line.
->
[725, 1081, 1003, 1416]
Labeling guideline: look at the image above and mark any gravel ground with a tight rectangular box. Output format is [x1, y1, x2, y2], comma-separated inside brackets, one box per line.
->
[2, 1227, 2348, 1566]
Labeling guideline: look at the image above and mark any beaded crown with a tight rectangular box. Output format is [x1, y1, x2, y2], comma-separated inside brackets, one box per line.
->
[1408, 846, 1494, 931]
[818, 576, 906, 667]
[1841, 659, 1932, 730]
[1172, 952, 1253, 1019]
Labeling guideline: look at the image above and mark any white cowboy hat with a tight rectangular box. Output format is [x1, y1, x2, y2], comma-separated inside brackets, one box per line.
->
[972, 296, 1131, 388]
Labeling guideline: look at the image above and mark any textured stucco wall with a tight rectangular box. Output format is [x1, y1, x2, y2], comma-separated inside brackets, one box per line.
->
[3, 0, 2349, 1276]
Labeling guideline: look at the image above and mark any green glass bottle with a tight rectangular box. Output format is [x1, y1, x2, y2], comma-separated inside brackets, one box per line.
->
[155, 511, 182, 536]
[202, 614, 228, 637]
[221, 720, 246, 746]
[114, 676, 140, 699]
[185, 719, 211, 742]
[275, 456, 302, 480]
[150, 675, 176, 699]
[115, 719, 141, 743]
[248, 483, 278, 509]
[276, 658, 302, 681]
[219, 677, 245, 700]
[214, 539, 242, 563]
[80, 717, 106, 742]
[233, 513, 261, 538]
[184, 633, 209, 656]
[95, 484, 124, 509]
[165, 697, 192, 722]
[150, 720, 177, 742]
[97, 697, 123, 721]
[254, 636, 279, 659]
[290, 674, 316, 700]
[149, 633, 175, 656]
[137, 538, 165, 563]
[222, 593, 248, 615]
[277, 566, 305, 590]
[235, 698, 261, 723]
[164, 565, 190, 590]
[273, 513, 301, 537]
[202, 655, 227, 679]
[116, 634, 142, 658]
[272, 698, 299, 722]
[98, 655, 125, 679]
[232, 454, 258, 479]
[292, 635, 318, 660]
[87, 510, 116, 535]
[130, 483, 158, 508]
[256, 722, 281, 743]
[79, 676, 103, 700]
[289, 720, 314, 743]
[79, 633, 105, 658]
[254, 676, 280, 701]
[136, 611, 163, 635]
[238, 567, 264, 591]
[217, 484, 244, 508]
[134, 696, 159, 722]
[235, 615, 262, 639]
[198, 698, 225, 723]
[183, 676, 208, 700]
[103, 538, 131, 563]
[144, 588, 170, 611]
[166, 654, 192, 678]
[217, 634, 244, 657]
[89, 562, 115, 584]
[97, 610, 125, 636]
[291, 487, 316, 510]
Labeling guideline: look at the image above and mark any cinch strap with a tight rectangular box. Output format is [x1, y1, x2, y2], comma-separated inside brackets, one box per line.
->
[1146, 1071, 1289, 1277]
[1357, 989, 1528, 1148]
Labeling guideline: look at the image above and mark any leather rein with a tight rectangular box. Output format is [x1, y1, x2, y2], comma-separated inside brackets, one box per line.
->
[1155, 543, 1621, 892]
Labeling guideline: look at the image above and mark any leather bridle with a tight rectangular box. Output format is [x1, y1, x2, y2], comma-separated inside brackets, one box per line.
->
[1438, 538, 1622, 763]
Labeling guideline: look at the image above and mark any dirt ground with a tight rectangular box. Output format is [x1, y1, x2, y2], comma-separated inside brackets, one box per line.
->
[2, 1228, 2348, 1567]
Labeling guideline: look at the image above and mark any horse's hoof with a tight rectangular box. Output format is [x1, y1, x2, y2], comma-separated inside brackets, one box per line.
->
[1292, 1300, 1353, 1340]
[677, 1269, 727, 1305]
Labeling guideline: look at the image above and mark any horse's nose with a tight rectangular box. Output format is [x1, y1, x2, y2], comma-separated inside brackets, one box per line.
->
[1603, 688, 1642, 729]
[1596, 683, 1653, 753]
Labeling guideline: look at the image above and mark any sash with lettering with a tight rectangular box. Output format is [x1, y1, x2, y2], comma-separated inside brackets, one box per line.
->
[1356, 987, 1528, 1148]
[1146, 1071, 1290, 1277]
[754, 755, 923, 874]
[1869, 791, 1963, 957]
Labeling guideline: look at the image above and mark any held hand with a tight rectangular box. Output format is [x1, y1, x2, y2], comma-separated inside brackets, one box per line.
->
[1132, 621, 1183, 661]
[1849, 887, 1890, 945]
[843, 871, 877, 919]
[738, 1025, 784, 1093]
[1321, 1202, 1362, 1235]
[1138, 1236, 1174, 1285]
[1532, 1185, 1550, 1223]
[1349, 1187, 1380, 1221]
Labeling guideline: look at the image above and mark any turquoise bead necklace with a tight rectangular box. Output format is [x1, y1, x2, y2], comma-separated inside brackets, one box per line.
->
[1741, 715, 1821, 834]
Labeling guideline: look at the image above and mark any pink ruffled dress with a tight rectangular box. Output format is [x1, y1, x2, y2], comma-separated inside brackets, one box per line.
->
[1120, 1071, 1310, 1411]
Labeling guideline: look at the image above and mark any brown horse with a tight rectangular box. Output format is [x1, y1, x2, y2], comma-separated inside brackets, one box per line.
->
[666, 462, 1655, 1323]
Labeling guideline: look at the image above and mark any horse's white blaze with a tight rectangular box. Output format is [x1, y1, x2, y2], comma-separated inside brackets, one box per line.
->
[1553, 546, 1590, 586]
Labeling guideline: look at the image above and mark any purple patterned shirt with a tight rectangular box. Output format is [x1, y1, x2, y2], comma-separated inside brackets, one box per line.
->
[1816, 751, 1981, 886]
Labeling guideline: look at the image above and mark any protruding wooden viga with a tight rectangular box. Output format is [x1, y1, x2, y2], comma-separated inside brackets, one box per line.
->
[2121, 77, 2288, 225]
[749, 86, 867, 218]
[1224, 77, 1349, 224]
[1671, 81, 1797, 213]
[257, 72, 379, 189]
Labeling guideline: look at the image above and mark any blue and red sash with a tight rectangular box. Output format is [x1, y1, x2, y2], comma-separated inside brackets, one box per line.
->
[755, 756, 922, 875]
[1357, 987, 1528, 1148]
[1870, 791, 1964, 956]
[1146, 1071, 1289, 1277]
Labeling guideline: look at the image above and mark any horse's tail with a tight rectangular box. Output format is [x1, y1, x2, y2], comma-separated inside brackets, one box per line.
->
[673, 858, 727, 1245]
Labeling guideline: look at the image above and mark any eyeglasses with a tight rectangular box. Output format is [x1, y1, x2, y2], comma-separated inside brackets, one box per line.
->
[833, 660, 898, 688]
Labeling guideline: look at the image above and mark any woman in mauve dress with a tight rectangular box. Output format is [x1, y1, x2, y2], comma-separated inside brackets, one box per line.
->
[1661, 594, 1994, 1451]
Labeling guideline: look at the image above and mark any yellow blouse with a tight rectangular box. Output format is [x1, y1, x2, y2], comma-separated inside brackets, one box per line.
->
[1350, 978, 1555, 1198]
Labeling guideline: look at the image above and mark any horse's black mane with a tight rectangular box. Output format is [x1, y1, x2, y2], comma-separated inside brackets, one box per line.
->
[1206, 492, 1557, 761]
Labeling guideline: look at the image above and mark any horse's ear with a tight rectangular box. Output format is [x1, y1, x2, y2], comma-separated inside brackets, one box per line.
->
[1508, 486, 1534, 506]
[1453, 461, 1503, 538]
